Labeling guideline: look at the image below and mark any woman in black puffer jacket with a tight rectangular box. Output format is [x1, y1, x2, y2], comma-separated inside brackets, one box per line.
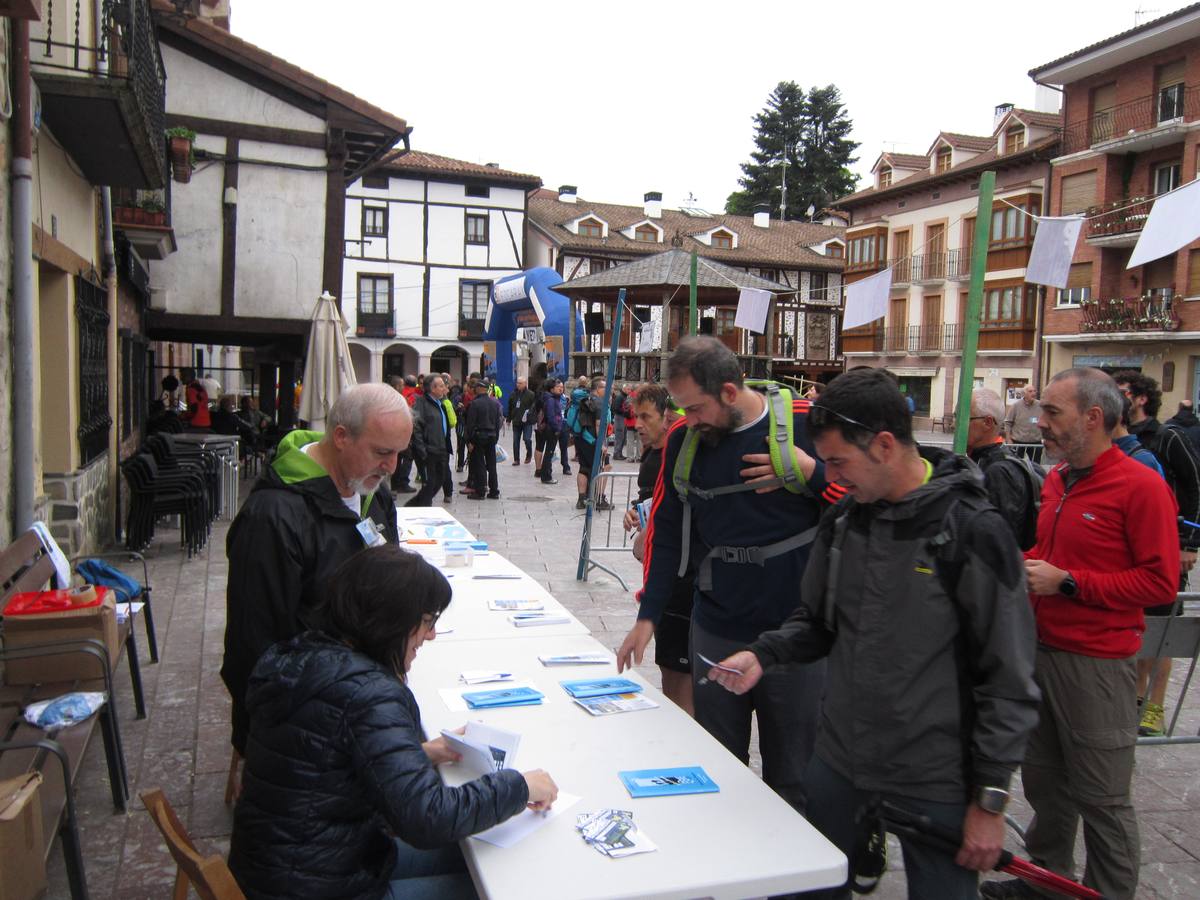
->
[229, 545, 559, 900]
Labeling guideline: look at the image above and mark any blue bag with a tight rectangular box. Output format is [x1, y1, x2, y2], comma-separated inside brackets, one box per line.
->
[76, 559, 142, 603]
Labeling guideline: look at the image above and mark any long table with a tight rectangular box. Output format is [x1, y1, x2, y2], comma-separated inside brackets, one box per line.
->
[399, 507, 847, 899]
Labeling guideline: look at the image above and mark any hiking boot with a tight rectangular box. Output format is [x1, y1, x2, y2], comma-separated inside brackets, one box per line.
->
[562, 467, 572, 475]
[524, 453, 532, 464]
[597, 498, 613, 511]
[1139, 701, 1165, 737]
[980, 879, 1038, 898]
[575, 496, 587, 509]
[487, 493, 500, 500]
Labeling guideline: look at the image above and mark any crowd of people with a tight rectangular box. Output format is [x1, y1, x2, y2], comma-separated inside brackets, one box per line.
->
[214, 336, 1192, 900]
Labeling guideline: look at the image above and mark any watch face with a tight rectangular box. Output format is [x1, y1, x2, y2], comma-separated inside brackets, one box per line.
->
[977, 787, 1010, 813]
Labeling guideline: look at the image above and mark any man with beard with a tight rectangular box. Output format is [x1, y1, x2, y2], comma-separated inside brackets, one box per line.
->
[223, 383, 408, 756]
[616, 336, 838, 812]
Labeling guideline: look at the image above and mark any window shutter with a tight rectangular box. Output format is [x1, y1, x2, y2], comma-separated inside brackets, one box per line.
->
[1067, 262, 1093, 290]
[1060, 171, 1097, 215]
[1188, 250, 1200, 296]
[1158, 59, 1186, 88]
[1092, 83, 1116, 112]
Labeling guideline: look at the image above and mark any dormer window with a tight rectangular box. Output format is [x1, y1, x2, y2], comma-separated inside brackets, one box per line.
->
[635, 224, 660, 243]
[578, 217, 604, 238]
[879, 167, 892, 188]
[711, 229, 734, 250]
[1006, 126, 1025, 154]
[936, 146, 952, 173]
[827, 242, 844, 259]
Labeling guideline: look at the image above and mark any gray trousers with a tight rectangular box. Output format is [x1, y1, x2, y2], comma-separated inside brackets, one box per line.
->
[690, 619, 824, 813]
[1022, 646, 1140, 900]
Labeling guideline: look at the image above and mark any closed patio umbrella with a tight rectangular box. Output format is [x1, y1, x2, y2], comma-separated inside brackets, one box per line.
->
[298, 291, 357, 431]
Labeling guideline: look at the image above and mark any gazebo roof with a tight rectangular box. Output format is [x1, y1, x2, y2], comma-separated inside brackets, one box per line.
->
[552, 249, 787, 303]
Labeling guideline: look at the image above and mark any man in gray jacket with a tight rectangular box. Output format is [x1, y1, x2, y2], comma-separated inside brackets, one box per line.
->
[707, 368, 1039, 899]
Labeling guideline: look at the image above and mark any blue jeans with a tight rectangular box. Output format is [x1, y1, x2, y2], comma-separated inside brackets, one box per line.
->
[512, 421, 533, 459]
[803, 755, 978, 900]
[385, 839, 477, 900]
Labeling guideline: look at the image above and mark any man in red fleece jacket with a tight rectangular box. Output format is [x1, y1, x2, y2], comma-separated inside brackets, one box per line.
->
[983, 367, 1178, 900]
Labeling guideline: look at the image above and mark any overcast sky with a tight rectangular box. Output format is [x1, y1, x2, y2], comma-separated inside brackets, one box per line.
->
[232, 0, 1165, 212]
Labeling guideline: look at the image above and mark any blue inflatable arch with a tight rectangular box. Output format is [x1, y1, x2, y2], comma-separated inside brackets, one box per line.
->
[484, 268, 583, 399]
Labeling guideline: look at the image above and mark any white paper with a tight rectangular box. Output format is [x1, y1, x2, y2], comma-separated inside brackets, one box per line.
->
[1128, 178, 1200, 268]
[441, 721, 521, 775]
[734, 288, 772, 334]
[459, 670, 515, 684]
[30, 522, 71, 588]
[439, 681, 546, 713]
[841, 268, 892, 330]
[115, 601, 146, 624]
[1025, 216, 1084, 288]
[472, 792, 581, 848]
[637, 321, 656, 353]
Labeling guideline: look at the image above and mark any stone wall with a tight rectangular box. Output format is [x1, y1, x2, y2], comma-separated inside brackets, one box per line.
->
[43, 452, 113, 557]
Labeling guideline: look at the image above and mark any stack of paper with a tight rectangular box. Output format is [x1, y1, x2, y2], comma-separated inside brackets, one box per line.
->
[440, 722, 520, 775]
[576, 809, 657, 858]
[461, 686, 545, 709]
[618, 767, 719, 798]
[560, 678, 642, 699]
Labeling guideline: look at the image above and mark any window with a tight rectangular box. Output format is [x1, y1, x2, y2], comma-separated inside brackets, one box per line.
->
[76, 276, 111, 466]
[459, 281, 491, 338]
[879, 167, 892, 188]
[1006, 126, 1025, 154]
[466, 213, 489, 245]
[1154, 162, 1182, 196]
[982, 284, 1035, 326]
[119, 329, 148, 440]
[1057, 262, 1093, 307]
[711, 229, 734, 250]
[362, 173, 389, 190]
[1157, 60, 1186, 122]
[810, 271, 828, 302]
[1091, 83, 1116, 143]
[936, 146, 952, 173]
[1189, 249, 1200, 297]
[465, 184, 490, 198]
[989, 198, 1040, 246]
[635, 224, 659, 243]
[849, 233, 883, 266]
[715, 309, 737, 334]
[827, 242, 844, 258]
[357, 275, 392, 316]
[362, 206, 387, 237]
[578, 217, 604, 238]
[1059, 170, 1097, 215]
[758, 268, 781, 282]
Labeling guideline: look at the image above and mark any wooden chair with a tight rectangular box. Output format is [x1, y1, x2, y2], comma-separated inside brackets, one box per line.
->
[140, 788, 244, 900]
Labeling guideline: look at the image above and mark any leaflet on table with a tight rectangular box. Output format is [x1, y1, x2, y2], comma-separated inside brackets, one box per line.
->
[445, 540, 489, 553]
[487, 598, 544, 611]
[576, 808, 658, 858]
[400, 519, 473, 541]
[538, 653, 610, 666]
[458, 670, 515, 685]
[439, 722, 520, 775]
[509, 612, 571, 627]
[559, 678, 642, 699]
[472, 791, 581, 848]
[438, 681, 545, 713]
[462, 686, 545, 709]
[618, 766, 719, 798]
[574, 693, 659, 717]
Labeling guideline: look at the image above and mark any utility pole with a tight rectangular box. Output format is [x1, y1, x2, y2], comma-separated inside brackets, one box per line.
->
[779, 153, 788, 221]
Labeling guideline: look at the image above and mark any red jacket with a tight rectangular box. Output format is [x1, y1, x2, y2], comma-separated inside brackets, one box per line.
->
[401, 386, 418, 407]
[1026, 444, 1179, 658]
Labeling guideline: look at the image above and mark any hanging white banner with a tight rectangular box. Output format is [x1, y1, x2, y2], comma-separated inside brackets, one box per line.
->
[734, 288, 772, 334]
[1025, 215, 1084, 288]
[1128, 178, 1200, 269]
[841, 267, 893, 331]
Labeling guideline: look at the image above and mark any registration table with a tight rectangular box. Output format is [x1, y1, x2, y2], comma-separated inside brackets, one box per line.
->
[398, 507, 847, 899]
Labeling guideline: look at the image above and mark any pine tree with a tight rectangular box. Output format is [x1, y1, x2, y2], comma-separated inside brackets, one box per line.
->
[726, 82, 860, 219]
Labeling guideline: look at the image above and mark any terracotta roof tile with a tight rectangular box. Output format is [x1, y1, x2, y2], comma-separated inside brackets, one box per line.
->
[938, 132, 995, 152]
[1008, 108, 1065, 131]
[882, 152, 931, 170]
[527, 195, 845, 271]
[377, 150, 541, 187]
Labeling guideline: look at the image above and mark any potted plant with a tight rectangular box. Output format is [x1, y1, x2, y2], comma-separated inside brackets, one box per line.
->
[166, 126, 197, 184]
[140, 196, 166, 227]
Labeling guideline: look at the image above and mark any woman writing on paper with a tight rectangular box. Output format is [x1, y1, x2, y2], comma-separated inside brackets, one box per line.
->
[229, 545, 558, 900]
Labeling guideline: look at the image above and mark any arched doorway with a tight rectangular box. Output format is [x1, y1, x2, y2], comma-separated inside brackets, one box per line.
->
[382, 343, 418, 381]
[431, 345, 469, 383]
[348, 342, 372, 384]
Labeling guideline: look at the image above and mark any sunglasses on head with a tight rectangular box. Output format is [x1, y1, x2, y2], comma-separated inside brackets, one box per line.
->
[808, 404, 881, 436]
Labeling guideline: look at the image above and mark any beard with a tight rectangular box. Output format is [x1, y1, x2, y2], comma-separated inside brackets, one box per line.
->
[348, 472, 383, 496]
[696, 404, 744, 447]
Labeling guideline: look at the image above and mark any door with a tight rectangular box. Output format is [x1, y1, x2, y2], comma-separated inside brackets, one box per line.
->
[893, 231, 911, 282]
[888, 297, 908, 352]
[922, 295, 942, 350]
[926, 224, 946, 279]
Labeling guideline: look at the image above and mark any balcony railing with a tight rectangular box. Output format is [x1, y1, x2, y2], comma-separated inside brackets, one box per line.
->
[845, 256, 885, 275]
[32, 0, 167, 187]
[912, 252, 949, 283]
[1061, 85, 1200, 155]
[1085, 197, 1152, 242]
[1079, 290, 1181, 333]
[843, 324, 964, 354]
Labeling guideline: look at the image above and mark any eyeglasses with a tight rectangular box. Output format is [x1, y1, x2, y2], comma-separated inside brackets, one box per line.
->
[808, 404, 881, 436]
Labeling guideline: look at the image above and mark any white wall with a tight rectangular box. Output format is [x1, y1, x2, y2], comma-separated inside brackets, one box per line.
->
[154, 134, 226, 315]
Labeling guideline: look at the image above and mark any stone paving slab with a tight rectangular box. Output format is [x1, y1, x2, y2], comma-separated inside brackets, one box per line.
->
[43, 440, 1200, 898]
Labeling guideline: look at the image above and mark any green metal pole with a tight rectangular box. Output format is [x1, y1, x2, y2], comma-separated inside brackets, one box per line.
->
[688, 251, 698, 335]
[953, 170, 995, 455]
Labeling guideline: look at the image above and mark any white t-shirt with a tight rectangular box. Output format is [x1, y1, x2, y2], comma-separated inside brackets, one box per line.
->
[303, 442, 361, 515]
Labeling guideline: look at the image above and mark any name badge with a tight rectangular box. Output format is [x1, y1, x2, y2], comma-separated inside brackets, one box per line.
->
[356, 518, 386, 548]
[1030, 416, 1038, 424]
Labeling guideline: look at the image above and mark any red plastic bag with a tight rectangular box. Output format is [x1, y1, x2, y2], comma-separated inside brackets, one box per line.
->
[4, 586, 107, 616]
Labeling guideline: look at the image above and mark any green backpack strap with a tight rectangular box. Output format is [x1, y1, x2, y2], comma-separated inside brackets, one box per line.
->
[748, 380, 806, 495]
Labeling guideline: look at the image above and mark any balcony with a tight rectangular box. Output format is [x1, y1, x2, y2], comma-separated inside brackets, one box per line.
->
[845, 256, 885, 276]
[1084, 197, 1152, 248]
[1079, 290, 1181, 334]
[356, 312, 396, 339]
[111, 185, 175, 259]
[890, 257, 913, 285]
[459, 317, 486, 340]
[912, 252, 949, 284]
[841, 321, 1032, 354]
[31, 0, 166, 188]
[1061, 85, 1200, 156]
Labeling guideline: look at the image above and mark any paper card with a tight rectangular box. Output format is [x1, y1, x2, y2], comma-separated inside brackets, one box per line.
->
[734, 288, 772, 334]
[459, 671, 515, 685]
[439, 681, 547, 713]
[471, 792, 581, 848]
[440, 721, 520, 775]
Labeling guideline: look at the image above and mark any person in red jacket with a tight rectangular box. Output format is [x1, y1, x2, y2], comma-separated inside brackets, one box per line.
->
[983, 367, 1178, 900]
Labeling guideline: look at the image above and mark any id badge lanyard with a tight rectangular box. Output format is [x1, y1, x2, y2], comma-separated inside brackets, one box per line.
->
[356, 518, 386, 548]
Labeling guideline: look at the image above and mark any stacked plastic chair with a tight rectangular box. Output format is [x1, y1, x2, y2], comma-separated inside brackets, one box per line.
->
[120, 453, 213, 557]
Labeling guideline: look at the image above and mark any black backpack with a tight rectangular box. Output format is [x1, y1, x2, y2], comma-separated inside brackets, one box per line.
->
[1154, 422, 1200, 493]
[993, 454, 1046, 551]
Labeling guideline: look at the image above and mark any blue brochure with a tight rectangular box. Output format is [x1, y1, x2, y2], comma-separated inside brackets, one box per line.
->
[462, 686, 545, 709]
[618, 767, 720, 798]
[560, 678, 643, 699]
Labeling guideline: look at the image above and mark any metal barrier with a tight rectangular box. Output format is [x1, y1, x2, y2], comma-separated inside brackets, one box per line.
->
[1136, 594, 1200, 747]
[577, 471, 639, 590]
[1009, 442, 1044, 464]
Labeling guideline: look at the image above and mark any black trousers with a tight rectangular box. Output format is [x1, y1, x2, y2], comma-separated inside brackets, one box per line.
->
[536, 430, 559, 481]
[407, 452, 447, 507]
[470, 436, 499, 497]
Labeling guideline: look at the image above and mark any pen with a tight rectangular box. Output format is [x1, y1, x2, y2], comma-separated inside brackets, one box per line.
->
[473, 574, 521, 580]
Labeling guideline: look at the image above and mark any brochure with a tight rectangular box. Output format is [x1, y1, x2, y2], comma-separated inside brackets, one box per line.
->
[560, 678, 642, 699]
[462, 686, 545, 709]
[440, 722, 520, 775]
[618, 766, 719, 798]
[574, 693, 659, 717]
[508, 612, 570, 627]
[487, 598, 544, 612]
[538, 653, 610, 666]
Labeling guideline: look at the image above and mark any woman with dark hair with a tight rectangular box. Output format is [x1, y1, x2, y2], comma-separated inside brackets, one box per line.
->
[229, 545, 558, 900]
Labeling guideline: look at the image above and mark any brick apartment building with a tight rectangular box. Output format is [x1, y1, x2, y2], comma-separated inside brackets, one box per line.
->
[1030, 4, 1200, 400]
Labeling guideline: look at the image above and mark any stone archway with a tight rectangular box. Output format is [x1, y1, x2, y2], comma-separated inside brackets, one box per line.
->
[431, 345, 469, 383]
[348, 342, 372, 384]
[382, 343, 419, 381]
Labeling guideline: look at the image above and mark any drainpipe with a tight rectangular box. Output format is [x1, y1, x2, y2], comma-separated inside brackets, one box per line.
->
[12, 20, 35, 532]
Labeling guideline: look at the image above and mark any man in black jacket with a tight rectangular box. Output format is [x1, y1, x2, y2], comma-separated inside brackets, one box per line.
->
[1166, 400, 1200, 455]
[223, 383, 408, 755]
[465, 380, 502, 499]
[966, 387, 1040, 550]
[506, 377, 536, 465]
[408, 374, 452, 507]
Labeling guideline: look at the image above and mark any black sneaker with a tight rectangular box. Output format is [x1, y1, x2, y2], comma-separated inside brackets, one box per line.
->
[395, 485, 417, 494]
[562, 467, 572, 475]
[487, 493, 500, 500]
[980, 879, 1038, 898]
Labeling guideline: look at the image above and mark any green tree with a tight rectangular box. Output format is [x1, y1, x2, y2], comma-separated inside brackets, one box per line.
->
[726, 82, 859, 219]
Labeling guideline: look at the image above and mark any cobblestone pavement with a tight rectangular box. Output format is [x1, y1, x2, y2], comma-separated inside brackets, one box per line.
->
[46, 435, 1200, 898]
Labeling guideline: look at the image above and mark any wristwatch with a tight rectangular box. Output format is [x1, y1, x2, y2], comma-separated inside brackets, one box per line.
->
[975, 786, 1011, 815]
[1059, 573, 1078, 598]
